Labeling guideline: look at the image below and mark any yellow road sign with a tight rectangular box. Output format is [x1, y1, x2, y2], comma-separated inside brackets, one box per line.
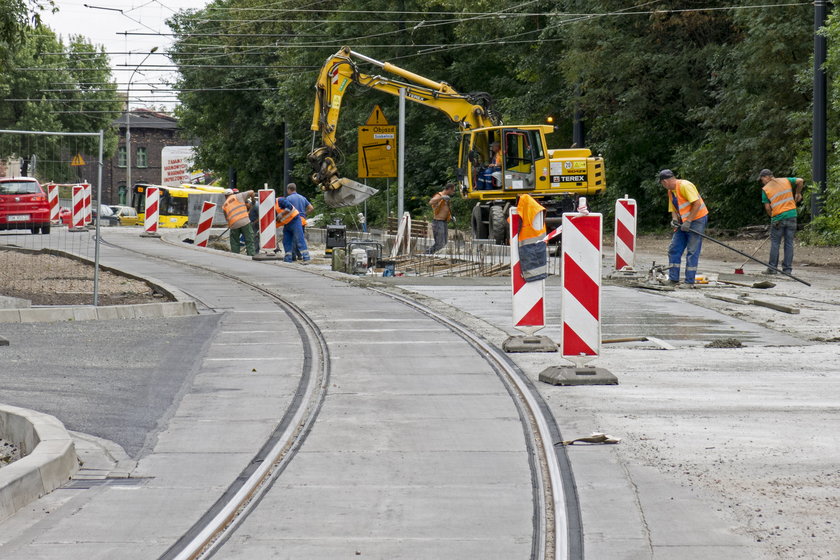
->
[70, 153, 85, 166]
[365, 105, 389, 125]
[358, 124, 397, 178]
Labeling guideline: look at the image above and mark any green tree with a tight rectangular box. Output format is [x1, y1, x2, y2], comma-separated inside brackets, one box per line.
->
[0, 24, 121, 179]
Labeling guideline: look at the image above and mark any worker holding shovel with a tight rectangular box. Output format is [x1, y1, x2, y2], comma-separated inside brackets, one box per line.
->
[758, 169, 805, 276]
[658, 169, 709, 286]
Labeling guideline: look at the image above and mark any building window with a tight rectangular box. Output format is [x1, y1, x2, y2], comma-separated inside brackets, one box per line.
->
[118, 146, 126, 168]
[136, 147, 148, 168]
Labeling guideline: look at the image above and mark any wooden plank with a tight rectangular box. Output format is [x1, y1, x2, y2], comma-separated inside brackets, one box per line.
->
[745, 298, 800, 314]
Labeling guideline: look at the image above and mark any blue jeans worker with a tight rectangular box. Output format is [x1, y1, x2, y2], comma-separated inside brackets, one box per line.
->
[658, 169, 710, 285]
[759, 169, 804, 275]
[222, 188, 256, 256]
[276, 197, 310, 262]
[285, 183, 314, 260]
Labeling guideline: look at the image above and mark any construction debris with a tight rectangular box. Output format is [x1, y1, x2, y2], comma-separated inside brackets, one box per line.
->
[558, 432, 621, 446]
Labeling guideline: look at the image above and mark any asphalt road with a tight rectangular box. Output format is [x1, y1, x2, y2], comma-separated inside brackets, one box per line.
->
[0, 315, 219, 457]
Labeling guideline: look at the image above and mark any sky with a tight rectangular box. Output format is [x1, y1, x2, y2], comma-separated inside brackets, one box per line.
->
[41, 0, 210, 110]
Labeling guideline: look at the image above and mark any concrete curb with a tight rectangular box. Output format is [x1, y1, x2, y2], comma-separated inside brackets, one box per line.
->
[0, 405, 79, 523]
[0, 301, 198, 324]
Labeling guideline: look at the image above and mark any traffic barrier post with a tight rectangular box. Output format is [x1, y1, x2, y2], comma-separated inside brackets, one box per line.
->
[83, 182, 92, 226]
[194, 201, 216, 248]
[68, 185, 87, 232]
[614, 195, 637, 271]
[141, 186, 161, 238]
[46, 183, 59, 223]
[253, 189, 280, 260]
[503, 207, 556, 353]
[539, 211, 617, 385]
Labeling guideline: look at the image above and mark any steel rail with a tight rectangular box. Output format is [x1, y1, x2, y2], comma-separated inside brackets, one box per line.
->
[372, 287, 582, 560]
[94, 237, 330, 560]
[97, 234, 581, 559]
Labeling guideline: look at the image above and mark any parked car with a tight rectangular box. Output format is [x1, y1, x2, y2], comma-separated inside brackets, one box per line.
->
[58, 206, 72, 226]
[93, 204, 120, 227]
[110, 205, 139, 226]
[0, 177, 51, 234]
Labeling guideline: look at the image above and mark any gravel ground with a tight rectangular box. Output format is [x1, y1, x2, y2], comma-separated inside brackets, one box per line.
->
[0, 249, 171, 306]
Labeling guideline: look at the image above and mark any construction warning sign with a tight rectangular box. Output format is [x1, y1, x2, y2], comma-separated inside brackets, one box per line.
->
[70, 154, 85, 167]
[358, 106, 396, 178]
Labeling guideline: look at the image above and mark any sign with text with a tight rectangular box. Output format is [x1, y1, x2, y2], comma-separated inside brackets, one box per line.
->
[161, 146, 196, 186]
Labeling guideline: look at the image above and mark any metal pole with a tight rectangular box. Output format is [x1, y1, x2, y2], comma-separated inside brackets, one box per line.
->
[813, 0, 828, 218]
[283, 121, 291, 187]
[93, 130, 104, 306]
[694, 230, 811, 286]
[125, 47, 157, 208]
[398, 87, 406, 219]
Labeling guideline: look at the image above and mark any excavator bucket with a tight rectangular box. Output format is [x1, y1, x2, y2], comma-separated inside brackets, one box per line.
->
[324, 177, 379, 208]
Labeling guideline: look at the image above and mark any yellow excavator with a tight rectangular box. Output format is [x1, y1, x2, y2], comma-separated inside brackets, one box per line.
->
[309, 46, 605, 243]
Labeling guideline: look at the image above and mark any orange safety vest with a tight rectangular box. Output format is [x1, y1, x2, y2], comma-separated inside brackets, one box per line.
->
[516, 195, 548, 282]
[762, 178, 796, 217]
[222, 196, 249, 227]
[275, 202, 299, 226]
[671, 180, 708, 222]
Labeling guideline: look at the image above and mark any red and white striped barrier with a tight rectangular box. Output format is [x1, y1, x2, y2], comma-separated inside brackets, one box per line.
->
[143, 186, 160, 234]
[258, 189, 277, 253]
[70, 185, 86, 230]
[83, 183, 92, 225]
[46, 183, 59, 222]
[561, 212, 602, 366]
[614, 196, 637, 271]
[194, 201, 216, 247]
[510, 207, 545, 334]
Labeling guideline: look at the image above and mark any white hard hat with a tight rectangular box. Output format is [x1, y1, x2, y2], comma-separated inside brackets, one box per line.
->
[223, 188, 234, 195]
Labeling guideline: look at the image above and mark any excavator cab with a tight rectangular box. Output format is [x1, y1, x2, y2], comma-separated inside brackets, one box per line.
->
[458, 127, 545, 198]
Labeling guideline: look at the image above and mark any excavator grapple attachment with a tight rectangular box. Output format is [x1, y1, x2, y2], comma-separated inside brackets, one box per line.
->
[324, 177, 378, 208]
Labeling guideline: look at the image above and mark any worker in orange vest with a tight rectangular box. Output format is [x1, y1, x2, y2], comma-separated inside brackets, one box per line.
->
[659, 169, 709, 286]
[275, 197, 310, 262]
[759, 169, 804, 275]
[222, 189, 255, 256]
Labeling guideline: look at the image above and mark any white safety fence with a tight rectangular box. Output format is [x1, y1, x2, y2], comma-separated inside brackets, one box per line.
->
[0, 128, 105, 305]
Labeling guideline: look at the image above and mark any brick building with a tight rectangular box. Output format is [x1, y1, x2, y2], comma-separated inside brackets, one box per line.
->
[106, 109, 196, 206]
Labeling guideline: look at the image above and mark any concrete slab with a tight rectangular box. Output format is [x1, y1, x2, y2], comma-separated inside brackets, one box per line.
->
[539, 365, 619, 386]
[502, 334, 558, 352]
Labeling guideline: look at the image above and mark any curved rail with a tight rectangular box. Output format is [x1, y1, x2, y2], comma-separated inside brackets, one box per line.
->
[97, 235, 581, 560]
[372, 287, 583, 560]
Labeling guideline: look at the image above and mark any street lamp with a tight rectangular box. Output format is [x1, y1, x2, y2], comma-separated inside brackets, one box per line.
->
[125, 46, 158, 207]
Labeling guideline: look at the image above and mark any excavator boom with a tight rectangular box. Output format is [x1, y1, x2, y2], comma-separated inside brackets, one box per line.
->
[309, 47, 499, 207]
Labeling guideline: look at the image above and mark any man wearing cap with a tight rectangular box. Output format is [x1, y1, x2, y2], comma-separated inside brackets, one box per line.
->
[222, 188, 256, 256]
[658, 169, 709, 285]
[759, 169, 804, 275]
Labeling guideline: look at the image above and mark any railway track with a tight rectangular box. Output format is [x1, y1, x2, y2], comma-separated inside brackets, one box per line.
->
[10, 230, 583, 560]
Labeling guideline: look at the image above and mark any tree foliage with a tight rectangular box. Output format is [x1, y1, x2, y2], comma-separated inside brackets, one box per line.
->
[167, 1, 830, 237]
[0, 22, 121, 180]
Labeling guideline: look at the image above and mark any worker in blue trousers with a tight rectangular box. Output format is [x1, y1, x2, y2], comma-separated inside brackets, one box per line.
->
[275, 197, 310, 262]
[658, 169, 709, 286]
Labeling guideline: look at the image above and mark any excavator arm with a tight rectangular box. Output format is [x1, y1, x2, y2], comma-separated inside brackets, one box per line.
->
[309, 46, 500, 207]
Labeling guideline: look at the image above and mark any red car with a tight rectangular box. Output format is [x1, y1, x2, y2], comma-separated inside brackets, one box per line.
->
[58, 206, 72, 226]
[0, 177, 51, 234]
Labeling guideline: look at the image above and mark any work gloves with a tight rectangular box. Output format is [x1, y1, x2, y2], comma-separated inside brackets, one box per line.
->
[679, 220, 692, 232]
[670, 219, 679, 229]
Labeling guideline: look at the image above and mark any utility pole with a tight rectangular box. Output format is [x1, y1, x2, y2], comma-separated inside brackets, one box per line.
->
[125, 47, 158, 208]
[813, 0, 829, 218]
